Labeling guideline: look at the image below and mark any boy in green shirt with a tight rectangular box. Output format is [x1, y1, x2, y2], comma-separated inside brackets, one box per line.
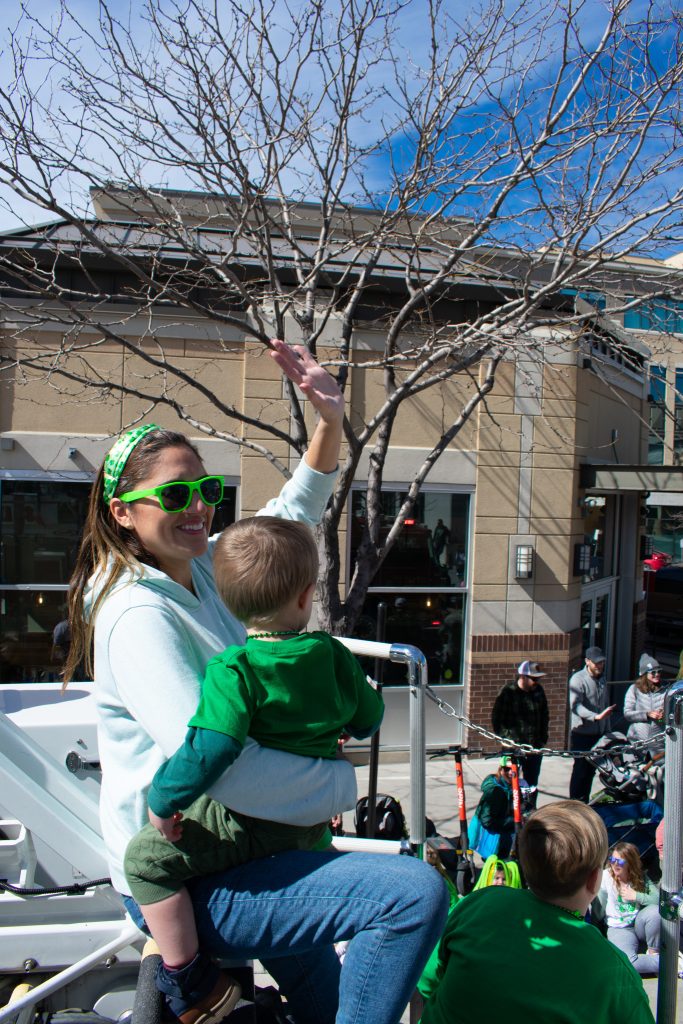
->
[421, 801, 655, 1024]
[124, 516, 384, 1023]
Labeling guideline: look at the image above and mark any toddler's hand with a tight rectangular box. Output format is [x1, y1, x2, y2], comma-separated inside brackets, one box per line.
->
[149, 808, 183, 842]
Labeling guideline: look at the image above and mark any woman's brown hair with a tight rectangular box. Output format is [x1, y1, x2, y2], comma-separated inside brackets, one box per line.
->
[63, 429, 200, 685]
[635, 671, 660, 694]
[608, 841, 647, 893]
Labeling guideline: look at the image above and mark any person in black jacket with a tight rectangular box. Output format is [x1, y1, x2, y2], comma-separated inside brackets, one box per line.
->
[491, 660, 549, 807]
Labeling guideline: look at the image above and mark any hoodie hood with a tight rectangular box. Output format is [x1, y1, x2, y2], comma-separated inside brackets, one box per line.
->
[83, 553, 207, 622]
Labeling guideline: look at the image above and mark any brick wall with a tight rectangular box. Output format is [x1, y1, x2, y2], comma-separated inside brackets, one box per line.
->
[466, 630, 583, 755]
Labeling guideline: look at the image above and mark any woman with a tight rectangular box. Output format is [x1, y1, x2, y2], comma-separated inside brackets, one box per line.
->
[623, 654, 665, 756]
[598, 842, 659, 975]
[64, 341, 447, 1024]
[467, 757, 516, 859]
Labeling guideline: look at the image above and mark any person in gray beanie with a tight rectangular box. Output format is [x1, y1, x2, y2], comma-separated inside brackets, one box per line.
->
[623, 654, 665, 757]
[568, 647, 617, 802]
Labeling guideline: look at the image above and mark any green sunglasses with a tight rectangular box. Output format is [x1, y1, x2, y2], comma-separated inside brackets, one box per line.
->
[118, 475, 224, 513]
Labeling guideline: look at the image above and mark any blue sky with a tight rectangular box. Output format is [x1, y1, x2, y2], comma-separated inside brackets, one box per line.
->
[0, 0, 679, 261]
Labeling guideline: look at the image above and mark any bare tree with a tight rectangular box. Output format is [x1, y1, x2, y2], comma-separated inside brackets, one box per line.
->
[0, 0, 681, 633]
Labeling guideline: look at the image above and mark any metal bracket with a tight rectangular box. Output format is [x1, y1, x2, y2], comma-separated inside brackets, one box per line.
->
[65, 752, 101, 774]
[670, 694, 683, 729]
[660, 887, 683, 922]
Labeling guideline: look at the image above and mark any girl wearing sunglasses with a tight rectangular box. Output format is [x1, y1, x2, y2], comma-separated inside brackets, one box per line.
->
[598, 841, 659, 975]
[623, 653, 666, 758]
[62, 340, 446, 1024]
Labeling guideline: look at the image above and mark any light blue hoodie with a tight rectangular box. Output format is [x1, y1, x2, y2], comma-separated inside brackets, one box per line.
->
[86, 459, 356, 894]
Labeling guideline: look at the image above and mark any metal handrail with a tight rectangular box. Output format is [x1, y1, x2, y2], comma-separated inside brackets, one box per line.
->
[336, 638, 428, 852]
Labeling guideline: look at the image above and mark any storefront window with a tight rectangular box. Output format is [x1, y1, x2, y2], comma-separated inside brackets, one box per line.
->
[349, 489, 470, 685]
[350, 491, 469, 589]
[354, 592, 466, 686]
[644, 504, 683, 562]
[0, 477, 236, 683]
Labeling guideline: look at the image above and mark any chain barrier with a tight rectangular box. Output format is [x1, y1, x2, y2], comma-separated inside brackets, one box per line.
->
[424, 684, 665, 761]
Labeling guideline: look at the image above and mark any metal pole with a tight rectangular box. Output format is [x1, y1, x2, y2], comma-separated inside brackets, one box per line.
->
[390, 643, 427, 854]
[656, 679, 683, 1024]
[366, 603, 387, 838]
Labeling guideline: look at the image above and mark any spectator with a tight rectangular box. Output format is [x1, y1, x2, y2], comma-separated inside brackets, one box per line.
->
[124, 517, 385, 1019]
[52, 618, 87, 681]
[491, 659, 549, 806]
[418, 853, 521, 1006]
[623, 654, 665, 758]
[421, 801, 655, 1024]
[597, 842, 659, 975]
[568, 646, 617, 802]
[472, 855, 522, 891]
[467, 756, 516, 858]
[62, 350, 447, 1024]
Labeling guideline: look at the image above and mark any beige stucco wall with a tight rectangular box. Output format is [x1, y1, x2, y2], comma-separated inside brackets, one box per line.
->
[468, 347, 648, 637]
[1, 316, 648, 639]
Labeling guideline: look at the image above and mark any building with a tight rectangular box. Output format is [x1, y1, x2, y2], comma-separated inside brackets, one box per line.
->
[2, 189, 682, 753]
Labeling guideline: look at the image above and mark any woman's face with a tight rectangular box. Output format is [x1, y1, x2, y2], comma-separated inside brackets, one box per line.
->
[648, 670, 662, 686]
[609, 851, 630, 884]
[110, 445, 214, 586]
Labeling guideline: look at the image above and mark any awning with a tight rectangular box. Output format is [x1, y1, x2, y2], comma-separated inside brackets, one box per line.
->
[580, 464, 683, 493]
[646, 491, 683, 507]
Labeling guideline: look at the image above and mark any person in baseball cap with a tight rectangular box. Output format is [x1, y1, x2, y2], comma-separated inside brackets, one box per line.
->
[569, 647, 616, 801]
[491, 660, 550, 808]
[516, 660, 546, 679]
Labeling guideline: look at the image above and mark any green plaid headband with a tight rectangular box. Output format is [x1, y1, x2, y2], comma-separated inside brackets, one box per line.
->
[102, 424, 160, 505]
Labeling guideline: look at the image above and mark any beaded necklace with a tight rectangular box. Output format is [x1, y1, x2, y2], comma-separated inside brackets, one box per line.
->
[557, 906, 585, 921]
[248, 630, 303, 640]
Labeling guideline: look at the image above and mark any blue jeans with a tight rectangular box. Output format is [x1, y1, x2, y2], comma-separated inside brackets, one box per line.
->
[569, 730, 600, 802]
[123, 848, 448, 1024]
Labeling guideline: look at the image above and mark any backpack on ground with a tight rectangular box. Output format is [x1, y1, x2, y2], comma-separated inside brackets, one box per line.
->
[354, 793, 407, 840]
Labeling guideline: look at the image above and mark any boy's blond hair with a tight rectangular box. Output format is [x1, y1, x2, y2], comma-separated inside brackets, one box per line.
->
[518, 800, 608, 900]
[213, 516, 319, 626]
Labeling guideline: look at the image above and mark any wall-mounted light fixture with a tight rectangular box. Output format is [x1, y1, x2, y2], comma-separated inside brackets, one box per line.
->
[515, 544, 534, 580]
[573, 542, 592, 576]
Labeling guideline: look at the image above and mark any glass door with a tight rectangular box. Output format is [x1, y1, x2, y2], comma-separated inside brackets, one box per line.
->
[580, 580, 616, 664]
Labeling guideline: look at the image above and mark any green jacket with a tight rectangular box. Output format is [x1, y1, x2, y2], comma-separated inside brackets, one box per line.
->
[475, 774, 513, 831]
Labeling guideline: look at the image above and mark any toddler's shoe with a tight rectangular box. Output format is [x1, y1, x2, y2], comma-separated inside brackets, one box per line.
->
[157, 952, 241, 1024]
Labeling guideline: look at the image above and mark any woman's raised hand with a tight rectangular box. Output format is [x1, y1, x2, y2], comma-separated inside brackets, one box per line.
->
[269, 339, 344, 426]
